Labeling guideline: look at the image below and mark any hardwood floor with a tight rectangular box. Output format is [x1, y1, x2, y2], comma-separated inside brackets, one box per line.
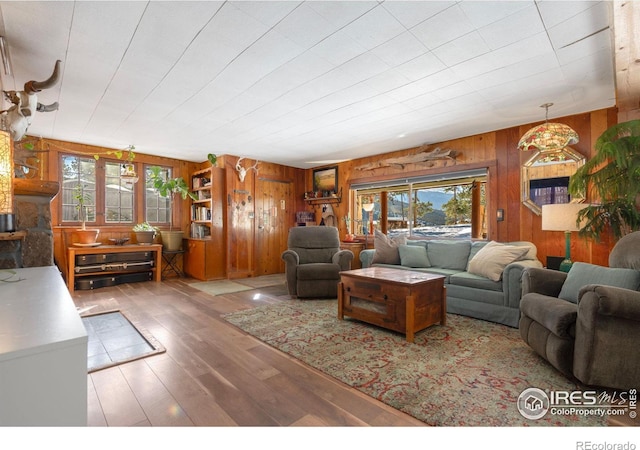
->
[72, 277, 424, 427]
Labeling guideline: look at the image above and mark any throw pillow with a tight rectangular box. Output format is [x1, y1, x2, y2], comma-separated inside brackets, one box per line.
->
[558, 262, 640, 304]
[371, 230, 407, 265]
[398, 244, 431, 268]
[427, 240, 472, 270]
[467, 241, 529, 281]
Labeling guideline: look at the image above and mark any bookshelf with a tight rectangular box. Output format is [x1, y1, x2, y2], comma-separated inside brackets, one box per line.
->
[190, 168, 213, 239]
[184, 166, 226, 280]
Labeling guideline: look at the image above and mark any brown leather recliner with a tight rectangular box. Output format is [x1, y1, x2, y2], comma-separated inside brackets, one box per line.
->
[519, 231, 640, 390]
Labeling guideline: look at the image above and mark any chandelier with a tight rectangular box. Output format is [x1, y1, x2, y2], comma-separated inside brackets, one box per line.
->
[518, 103, 579, 151]
[120, 145, 138, 186]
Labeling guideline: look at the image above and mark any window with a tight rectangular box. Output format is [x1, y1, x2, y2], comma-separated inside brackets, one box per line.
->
[351, 169, 487, 239]
[104, 161, 134, 223]
[61, 155, 96, 223]
[60, 154, 175, 227]
[144, 165, 171, 226]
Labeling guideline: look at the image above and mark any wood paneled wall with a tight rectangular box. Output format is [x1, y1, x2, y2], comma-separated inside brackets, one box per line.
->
[39, 138, 193, 274]
[315, 107, 618, 267]
[27, 106, 619, 279]
[220, 155, 303, 278]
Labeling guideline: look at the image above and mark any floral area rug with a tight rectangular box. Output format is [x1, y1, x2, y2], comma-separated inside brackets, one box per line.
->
[223, 300, 607, 427]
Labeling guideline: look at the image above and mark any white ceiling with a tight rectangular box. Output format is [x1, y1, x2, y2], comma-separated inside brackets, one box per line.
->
[0, 1, 615, 169]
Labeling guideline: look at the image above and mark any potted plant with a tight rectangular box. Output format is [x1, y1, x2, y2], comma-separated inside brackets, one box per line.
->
[569, 119, 640, 241]
[132, 222, 158, 245]
[147, 166, 196, 251]
[73, 184, 100, 244]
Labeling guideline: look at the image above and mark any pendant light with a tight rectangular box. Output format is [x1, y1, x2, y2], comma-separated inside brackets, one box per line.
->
[518, 103, 579, 151]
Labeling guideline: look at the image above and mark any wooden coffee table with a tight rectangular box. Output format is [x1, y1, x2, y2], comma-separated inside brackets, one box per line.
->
[338, 267, 446, 343]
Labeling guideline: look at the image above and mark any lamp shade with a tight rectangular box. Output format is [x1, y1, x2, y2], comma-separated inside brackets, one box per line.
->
[541, 203, 588, 232]
[0, 130, 13, 214]
[518, 122, 579, 151]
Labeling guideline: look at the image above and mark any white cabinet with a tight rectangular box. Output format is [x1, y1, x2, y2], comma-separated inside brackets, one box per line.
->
[0, 266, 88, 425]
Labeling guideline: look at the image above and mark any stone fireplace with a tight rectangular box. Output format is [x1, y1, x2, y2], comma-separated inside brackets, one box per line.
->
[0, 179, 59, 268]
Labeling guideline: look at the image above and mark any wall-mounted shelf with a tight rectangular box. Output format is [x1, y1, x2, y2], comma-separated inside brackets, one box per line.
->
[0, 231, 27, 241]
[304, 188, 342, 205]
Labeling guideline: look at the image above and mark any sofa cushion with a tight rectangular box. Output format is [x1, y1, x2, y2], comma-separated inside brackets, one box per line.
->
[507, 241, 539, 261]
[426, 240, 471, 270]
[467, 241, 529, 281]
[413, 267, 460, 283]
[406, 239, 428, 249]
[371, 230, 406, 265]
[449, 271, 503, 292]
[467, 241, 489, 269]
[398, 244, 431, 268]
[467, 241, 537, 270]
[558, 262, 640, 304]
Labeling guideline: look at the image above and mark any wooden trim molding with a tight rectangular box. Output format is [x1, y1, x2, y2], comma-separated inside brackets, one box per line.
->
[614, 0, 640, 122]
[14, 179, 60, 198]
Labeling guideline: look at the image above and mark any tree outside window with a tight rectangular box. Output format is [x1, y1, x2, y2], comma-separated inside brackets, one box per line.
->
[105, 161, 134, 223]
[61, 155, 96, 223]
[352, 175, 486, 239]
[60, 154, 176, 227]
[144, 165, 171, 226]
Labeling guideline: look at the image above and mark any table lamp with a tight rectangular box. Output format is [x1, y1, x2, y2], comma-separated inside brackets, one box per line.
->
[362, 202, 374, 246]
[541, 203, 587, 272]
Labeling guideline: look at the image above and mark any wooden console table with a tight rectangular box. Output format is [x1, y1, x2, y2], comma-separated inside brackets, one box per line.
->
[338, 267, 446, 343]
[66, 243, 162, 294]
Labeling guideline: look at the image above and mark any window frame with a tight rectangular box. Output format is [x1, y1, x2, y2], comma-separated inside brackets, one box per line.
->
[103, 159, 135, 224]
[59, 153, 181, 228]
[60, 154, 99, 226]
[143, 164, 172, 228]
[349, 169, 488, 239]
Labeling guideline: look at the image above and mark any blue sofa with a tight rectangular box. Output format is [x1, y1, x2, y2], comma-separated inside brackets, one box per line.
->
[359, 239, 543, 327]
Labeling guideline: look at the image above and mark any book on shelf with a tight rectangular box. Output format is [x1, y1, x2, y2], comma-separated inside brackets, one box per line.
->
[192, 176, 211, 189]
[191, 205, 212, 221]
[190, 223, 211, 239]
[196, 190, 212, 200]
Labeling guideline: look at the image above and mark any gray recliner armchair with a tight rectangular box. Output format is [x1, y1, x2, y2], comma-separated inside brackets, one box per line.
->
[281, 226, 353, 298]
[519, 231, 640, 390]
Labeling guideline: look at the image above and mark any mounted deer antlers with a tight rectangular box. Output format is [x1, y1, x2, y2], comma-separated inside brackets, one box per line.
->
[235, 157, 259, 182]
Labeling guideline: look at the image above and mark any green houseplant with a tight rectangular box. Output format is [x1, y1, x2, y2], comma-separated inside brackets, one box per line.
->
[73, 184, 100, 244]
[568, 119, 640, 241]
[147, 166, 196, 251]
[132, 221, 158, 245]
